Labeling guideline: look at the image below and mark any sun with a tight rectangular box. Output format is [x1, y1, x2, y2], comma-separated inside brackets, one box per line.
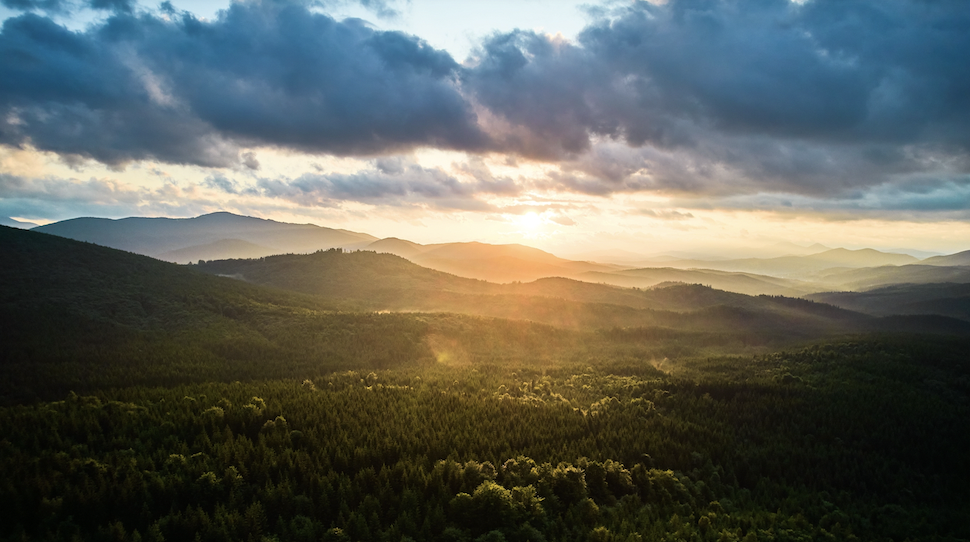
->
[514, 212, 544, 232]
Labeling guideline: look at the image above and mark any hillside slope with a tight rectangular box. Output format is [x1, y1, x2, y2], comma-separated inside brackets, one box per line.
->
[0, 227, 460, 401]
[807, 283, 970, 321]
[922, 249, 970, 266]
[581, 267, 813, 297]
[196, 250, 964, 337]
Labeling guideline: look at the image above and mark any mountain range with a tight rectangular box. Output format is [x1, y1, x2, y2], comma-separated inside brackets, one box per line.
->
[5, 222, 970, 403]
[24, 212, 970, 299]
[33, 212, 378, 260]
[7, 224, 966, 344]
[195, 245, 970, 336]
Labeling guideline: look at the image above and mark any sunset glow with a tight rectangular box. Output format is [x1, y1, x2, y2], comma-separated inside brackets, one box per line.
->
[1, 0, 968, 258]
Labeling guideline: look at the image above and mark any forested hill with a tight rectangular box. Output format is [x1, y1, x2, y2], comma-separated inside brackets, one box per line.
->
[195, 249, 823, 315]
[807, 282, 970, 321]
[4, 224, 969, 402]
[0, 225, 322, 331]
[195, 250, 970, 336]
[0, 226, 576, 401]
[0, 225, 857, 403]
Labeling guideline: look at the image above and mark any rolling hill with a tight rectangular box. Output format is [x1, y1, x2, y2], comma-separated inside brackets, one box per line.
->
[651, 248, 919, 277]
[807, 283, 970, 322]
[366, 238, 625, 283]
[922, 249, 970, 266]
[808, 264, 970, 291]
[363, 236, 819, 292]
[195, 249, 970, 337]
[579, 267, 813, 297]
[156, 238, 278, 263]
[0, 226, 491, 401]
[195, 249, 801, 315]
[10, 223, 912, 403]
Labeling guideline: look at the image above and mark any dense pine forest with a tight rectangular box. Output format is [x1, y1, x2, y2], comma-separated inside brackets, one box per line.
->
[2, 226, 969, 541]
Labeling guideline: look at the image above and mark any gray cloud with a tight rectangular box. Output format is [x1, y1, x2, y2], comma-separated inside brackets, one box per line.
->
[203, 174, 241, 195]
[0, 172, 144, 204]
[2, 0, 135, 13]
[2, 0, 969, 205]
[469, 0, 970, 151]
[1, 0, 70, 13]
[0, 0, 486, 167]
[247, 157, 516, 210]
[240, 151, 260, 171]
[674, 173, 970, 221]
[464, 0, 970, 196]
[88, 0, 134, 12]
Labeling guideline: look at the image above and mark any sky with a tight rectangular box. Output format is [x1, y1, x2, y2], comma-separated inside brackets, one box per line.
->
[1, 0, 969, 258]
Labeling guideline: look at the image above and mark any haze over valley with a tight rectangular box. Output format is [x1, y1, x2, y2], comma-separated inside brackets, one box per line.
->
[23, 210, 970, 304]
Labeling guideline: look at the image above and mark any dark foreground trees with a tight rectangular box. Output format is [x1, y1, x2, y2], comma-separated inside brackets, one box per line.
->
[1, 338, 968, 541]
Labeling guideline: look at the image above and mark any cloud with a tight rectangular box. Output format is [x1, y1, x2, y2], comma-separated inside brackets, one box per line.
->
[249, 157, 517, 210]
[1, 0, 70, 14]
[0, 170, 244, 219]
[470, 0, 970, 149]
[674, 174, 970, 221]
[240, 151, 260, 171]
[354, 0, 403, 20]
[2, 0, 135, 13]
[634, 209, 694, 221]
[202, 174, 241, 195]
[549, 214, 575, 226]
[1, 0, 969, 206]
[0, 172, 144, 204]
[464, 0, 970, 195]
[0, 0, 487, 168]
[88, 0, 134, 13]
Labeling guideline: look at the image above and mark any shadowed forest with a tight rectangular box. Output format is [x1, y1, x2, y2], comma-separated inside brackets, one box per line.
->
[2, 225, 969, 542]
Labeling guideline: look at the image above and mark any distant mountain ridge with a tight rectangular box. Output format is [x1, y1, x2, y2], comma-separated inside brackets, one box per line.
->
[31, 211, 970, 296]
[362, 238, 624, 283]
[922, 250, 970, 267]
[0, 217, 38, 229]
[651, 248, 919, 277]
[809, 264, 970, 291]
[33, 212, 378, 261]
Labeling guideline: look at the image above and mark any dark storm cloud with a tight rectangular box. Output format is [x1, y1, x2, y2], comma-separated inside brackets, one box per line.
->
[464, 0, 970, 195]
[2, 0, 969, 204]
[88, 0, 134, 13]
[0, 0, 486, 167]
[469, 0, 970, 151]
